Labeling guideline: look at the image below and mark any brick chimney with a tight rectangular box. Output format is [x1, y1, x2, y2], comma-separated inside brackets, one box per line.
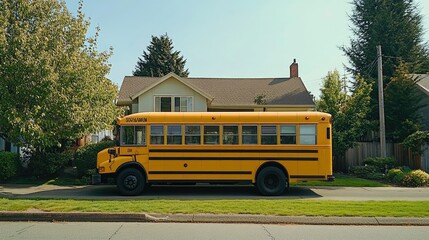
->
[290, 59, 298, 78]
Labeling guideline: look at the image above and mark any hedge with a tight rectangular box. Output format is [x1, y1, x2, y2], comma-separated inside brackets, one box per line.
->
[0, 152, 19, 181]
[28, 151, 72, 179]
[74, 140, 115, 176]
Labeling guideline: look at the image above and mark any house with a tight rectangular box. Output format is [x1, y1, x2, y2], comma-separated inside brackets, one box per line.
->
[414, 74, 429, 130]
[117, 60, 315, 113]
[0, 138, 19, 153]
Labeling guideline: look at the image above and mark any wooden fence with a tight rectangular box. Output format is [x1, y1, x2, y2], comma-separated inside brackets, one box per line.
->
[342, 142, 429, 172]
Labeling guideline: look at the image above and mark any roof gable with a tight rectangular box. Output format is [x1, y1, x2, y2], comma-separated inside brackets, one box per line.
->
[117, 74, 315, 107]
[130, 72, 213, 101]
[414, 74, 429, 95]
[117, 73, 213, 105]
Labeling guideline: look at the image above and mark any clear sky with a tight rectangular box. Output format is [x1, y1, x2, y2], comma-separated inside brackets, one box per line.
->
[65, 0, 429, 97]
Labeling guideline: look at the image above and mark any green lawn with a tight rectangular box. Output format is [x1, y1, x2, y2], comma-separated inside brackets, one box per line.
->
[292, 174, 389, 187]
[0, 198, 427, 217]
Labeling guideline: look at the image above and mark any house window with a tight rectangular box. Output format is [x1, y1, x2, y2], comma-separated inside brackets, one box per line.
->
[155, 96, 193, 112]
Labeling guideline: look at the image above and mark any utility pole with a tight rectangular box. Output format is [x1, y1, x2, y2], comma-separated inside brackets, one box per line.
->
[377, 45, 387, 157]
[342, 70, 347, 93]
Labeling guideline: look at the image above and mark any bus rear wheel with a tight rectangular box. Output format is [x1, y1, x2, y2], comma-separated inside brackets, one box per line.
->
[116, 168, 145, 196]
[256, 166, 287, 196]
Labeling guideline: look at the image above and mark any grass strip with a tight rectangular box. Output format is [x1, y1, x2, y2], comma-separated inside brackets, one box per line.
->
[293, 174, 389, 187]
[1, 198, 428, 217]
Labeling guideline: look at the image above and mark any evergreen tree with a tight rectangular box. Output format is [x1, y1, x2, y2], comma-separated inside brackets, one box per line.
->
[133, 34, 189, 77]
[342, 0, 429, 141]
[385, 62, 425, 142]
[317, 71, 372, 170]
[343, 0, 429, 82]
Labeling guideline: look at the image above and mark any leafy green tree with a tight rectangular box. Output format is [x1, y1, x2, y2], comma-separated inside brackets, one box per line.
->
[385, 62, 425, 142]
[0, 0, 118, 150]
[317, 70, 372, 170]
[133, 34, 189, 77]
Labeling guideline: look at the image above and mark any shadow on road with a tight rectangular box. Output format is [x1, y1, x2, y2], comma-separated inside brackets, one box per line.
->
[2, 184, 322, 200]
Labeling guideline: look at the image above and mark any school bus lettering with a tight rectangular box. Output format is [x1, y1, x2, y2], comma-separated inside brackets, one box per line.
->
[125, 117, 147, 123]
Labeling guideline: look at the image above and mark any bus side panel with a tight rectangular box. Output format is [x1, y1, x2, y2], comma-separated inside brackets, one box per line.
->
[319, 148, 333, 177]
[297, 161, 320, 177]
[135, 154, 149, 176]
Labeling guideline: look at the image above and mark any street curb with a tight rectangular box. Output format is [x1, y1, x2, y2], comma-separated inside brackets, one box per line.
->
[1, 212, 429, 226]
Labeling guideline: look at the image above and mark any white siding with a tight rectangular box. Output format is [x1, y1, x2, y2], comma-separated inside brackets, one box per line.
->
[137, 77, 207, 112]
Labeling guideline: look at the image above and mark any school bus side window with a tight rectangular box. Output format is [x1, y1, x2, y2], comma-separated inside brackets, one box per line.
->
[242, 125, 257, 144]
[261, 125, 277, 145]
[167, 125, 182, 144]
[185, 125, 201, 144]
[150, 125, 164, 144]
[300, 124, 316, 145]
[204, 125, 220, 144]
[121, 126, 146, 145]
[223, 125, 238, 144]
[280, 125, 296, 144]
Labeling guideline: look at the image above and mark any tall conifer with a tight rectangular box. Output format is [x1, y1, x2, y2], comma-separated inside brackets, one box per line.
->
[133, 34, 189, 77]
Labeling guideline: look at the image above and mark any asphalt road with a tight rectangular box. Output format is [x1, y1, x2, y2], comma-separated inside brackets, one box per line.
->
[1, 222, 428, 240]
[1, 184, 429, 200]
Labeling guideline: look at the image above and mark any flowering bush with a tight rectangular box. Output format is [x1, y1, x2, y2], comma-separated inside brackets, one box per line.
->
[402, 170, 429, 187]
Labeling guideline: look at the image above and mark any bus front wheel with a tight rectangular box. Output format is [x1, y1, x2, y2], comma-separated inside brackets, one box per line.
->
[256, 166, 287, 196]
[116, 168, 145, 196]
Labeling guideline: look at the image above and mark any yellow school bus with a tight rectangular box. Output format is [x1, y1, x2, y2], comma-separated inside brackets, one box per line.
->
[97, 112, 333, 196]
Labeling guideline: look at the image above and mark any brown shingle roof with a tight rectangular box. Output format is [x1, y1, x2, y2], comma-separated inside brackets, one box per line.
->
[117, 75, 314, 106]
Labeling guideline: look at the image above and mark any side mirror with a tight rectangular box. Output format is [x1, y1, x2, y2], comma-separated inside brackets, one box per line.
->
[108, 148, 116, 156]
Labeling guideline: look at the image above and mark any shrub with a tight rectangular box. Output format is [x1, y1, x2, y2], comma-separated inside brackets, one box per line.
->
[363, 157, 395, 171]
[387, 168, 406, 184]
[402, 170, 429, 187]
[28, 151, 72, 179]
[351, 165, 384, 180]
[0, 152, 19, 181]
[74, 140, 115, 176]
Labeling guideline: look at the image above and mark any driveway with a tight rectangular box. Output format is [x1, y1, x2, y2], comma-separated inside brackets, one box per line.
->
[1, 184, 429, 201]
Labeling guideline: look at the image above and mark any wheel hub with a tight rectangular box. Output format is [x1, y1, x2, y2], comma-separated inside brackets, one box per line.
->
[265, 174, 279, 189]
[124, 175, 138, 190]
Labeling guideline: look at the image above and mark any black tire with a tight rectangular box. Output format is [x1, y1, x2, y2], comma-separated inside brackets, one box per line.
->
[116, 168, 145, 196]
[256, 166, 287, 196]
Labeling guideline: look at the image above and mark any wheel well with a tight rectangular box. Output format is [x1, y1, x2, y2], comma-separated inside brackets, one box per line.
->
[255, 162, 289, 182]
[116, 162, 147, 181]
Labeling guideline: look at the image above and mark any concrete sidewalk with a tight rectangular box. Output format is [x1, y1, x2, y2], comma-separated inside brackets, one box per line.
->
[1, 211, 429, 226]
